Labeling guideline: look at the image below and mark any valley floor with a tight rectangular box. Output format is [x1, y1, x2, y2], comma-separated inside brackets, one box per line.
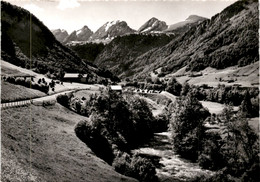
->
[1, 104, 137, 182]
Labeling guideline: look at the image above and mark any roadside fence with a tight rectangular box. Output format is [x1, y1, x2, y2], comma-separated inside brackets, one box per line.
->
[1, 100, 32, 109]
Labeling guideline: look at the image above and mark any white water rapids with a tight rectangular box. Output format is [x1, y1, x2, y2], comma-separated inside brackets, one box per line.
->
[132, 132, 215, 182]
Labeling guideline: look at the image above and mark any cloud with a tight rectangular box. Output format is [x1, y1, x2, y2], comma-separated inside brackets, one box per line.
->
[23, 3, 44, 13]
[57, 0, 80, 10]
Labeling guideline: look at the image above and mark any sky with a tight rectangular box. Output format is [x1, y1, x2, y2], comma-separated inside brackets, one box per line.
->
[6, 0, 237, 34]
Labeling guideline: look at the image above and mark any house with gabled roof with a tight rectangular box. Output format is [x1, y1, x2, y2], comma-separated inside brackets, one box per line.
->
[109, 85, 122, 93]
[63, 73, 88, 83]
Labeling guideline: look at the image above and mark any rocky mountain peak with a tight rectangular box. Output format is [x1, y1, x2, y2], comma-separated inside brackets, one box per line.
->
[89, 20, 135, 42]
[51, 29, 69, 42]
[138, 17, 168, 33]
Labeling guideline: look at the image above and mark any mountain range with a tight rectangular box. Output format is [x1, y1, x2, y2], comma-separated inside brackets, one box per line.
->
[1, 1, 118, 82]
[63, 25, 93, 44]
[92, 0, 258, 80]
[52, 15, 206, 44]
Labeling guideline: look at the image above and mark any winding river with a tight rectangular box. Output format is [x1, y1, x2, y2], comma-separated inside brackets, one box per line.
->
[132, 132, 214, 182]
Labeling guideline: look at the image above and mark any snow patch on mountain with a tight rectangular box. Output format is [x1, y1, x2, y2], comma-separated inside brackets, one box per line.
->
[105, 21, 120, 32]
[76, 29, 82, 35]
[142, 27, 152, 33]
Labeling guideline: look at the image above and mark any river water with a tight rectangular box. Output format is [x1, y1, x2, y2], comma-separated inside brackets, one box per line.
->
[131, 132, 214, 182]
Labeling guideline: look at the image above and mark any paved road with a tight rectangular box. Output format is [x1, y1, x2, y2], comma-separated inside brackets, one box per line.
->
[1, 87, 95, 109]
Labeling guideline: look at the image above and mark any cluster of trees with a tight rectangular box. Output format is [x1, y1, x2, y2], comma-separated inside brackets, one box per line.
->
[143, 75, 259, 117]
[3, 76, 49, 93]
[169, 95, 210, 161]
[188, 84, 259, 117]
[169, 94, 259, 181]
[57, 91, 160, 181]
[125, 76, 180, 94]
[125, 76, 259, 118]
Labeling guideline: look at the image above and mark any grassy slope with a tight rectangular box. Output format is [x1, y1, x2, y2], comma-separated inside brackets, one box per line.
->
[167, 62, 259, 87]
[73, 90, 100, 100]
[1, 81, 46, 102]
[1, 104, 136, 182]
[1, 63, 25, 75]
[1, 60, 100, 94]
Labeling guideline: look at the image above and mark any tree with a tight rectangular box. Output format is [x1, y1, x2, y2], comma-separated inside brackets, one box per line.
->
[165, 77, 182, 96]
[56, 94, 70, 107]
[128, 97, 155, 143]
[220, 109, 259, 177]
[181, 82, 190, 96]
[153, 77, 161, 84]
[170, 94, 210, 161]
[58, 69, 65, 80]
[78, 73, 83, 80]
[240, 91, 253, 117]
[145, 77, 152, 83]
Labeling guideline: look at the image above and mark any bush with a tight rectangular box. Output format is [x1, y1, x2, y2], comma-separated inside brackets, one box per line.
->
[112, 152, 133, 176]
[56, 94, 70, 107]
[152, 113, 169, 133]
[113, 152, 158, 182]
[198, 133, 224, 170]
[4, 76, 50, 93]
[130, 155, 158, 182]
[75, 120, 114, 165]
[6, 76, 15, 83]
[15, 77, 24, 85]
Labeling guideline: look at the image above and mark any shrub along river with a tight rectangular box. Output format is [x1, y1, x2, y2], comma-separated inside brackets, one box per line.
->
[131, 132, 214, 182]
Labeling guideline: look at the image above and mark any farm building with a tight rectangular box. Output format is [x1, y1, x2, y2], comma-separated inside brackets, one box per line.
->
[62, 73, 88, 83]
[109, 85, 122, 93]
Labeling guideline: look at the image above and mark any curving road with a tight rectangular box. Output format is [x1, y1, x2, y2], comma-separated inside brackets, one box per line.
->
[1, 86, 98, 109]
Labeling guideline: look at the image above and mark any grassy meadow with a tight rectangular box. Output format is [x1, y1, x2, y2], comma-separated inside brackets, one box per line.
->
[1, 81, 46, 102]
[1, 104, 136, 182]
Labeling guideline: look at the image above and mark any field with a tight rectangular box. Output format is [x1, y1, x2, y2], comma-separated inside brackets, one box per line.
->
[1, 81, 46, 102]
[1, 104, 136, 182]
[166, 62, 259, 87]
[73, 89, 100, 100]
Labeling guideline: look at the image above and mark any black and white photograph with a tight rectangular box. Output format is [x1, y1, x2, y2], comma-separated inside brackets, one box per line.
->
[1, 0, 259, 181]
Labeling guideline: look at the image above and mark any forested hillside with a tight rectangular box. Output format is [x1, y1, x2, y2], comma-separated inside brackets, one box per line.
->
[1, 1, 117, 81]
[94, 33, 175, 77]
[93, 0, 258, 80]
